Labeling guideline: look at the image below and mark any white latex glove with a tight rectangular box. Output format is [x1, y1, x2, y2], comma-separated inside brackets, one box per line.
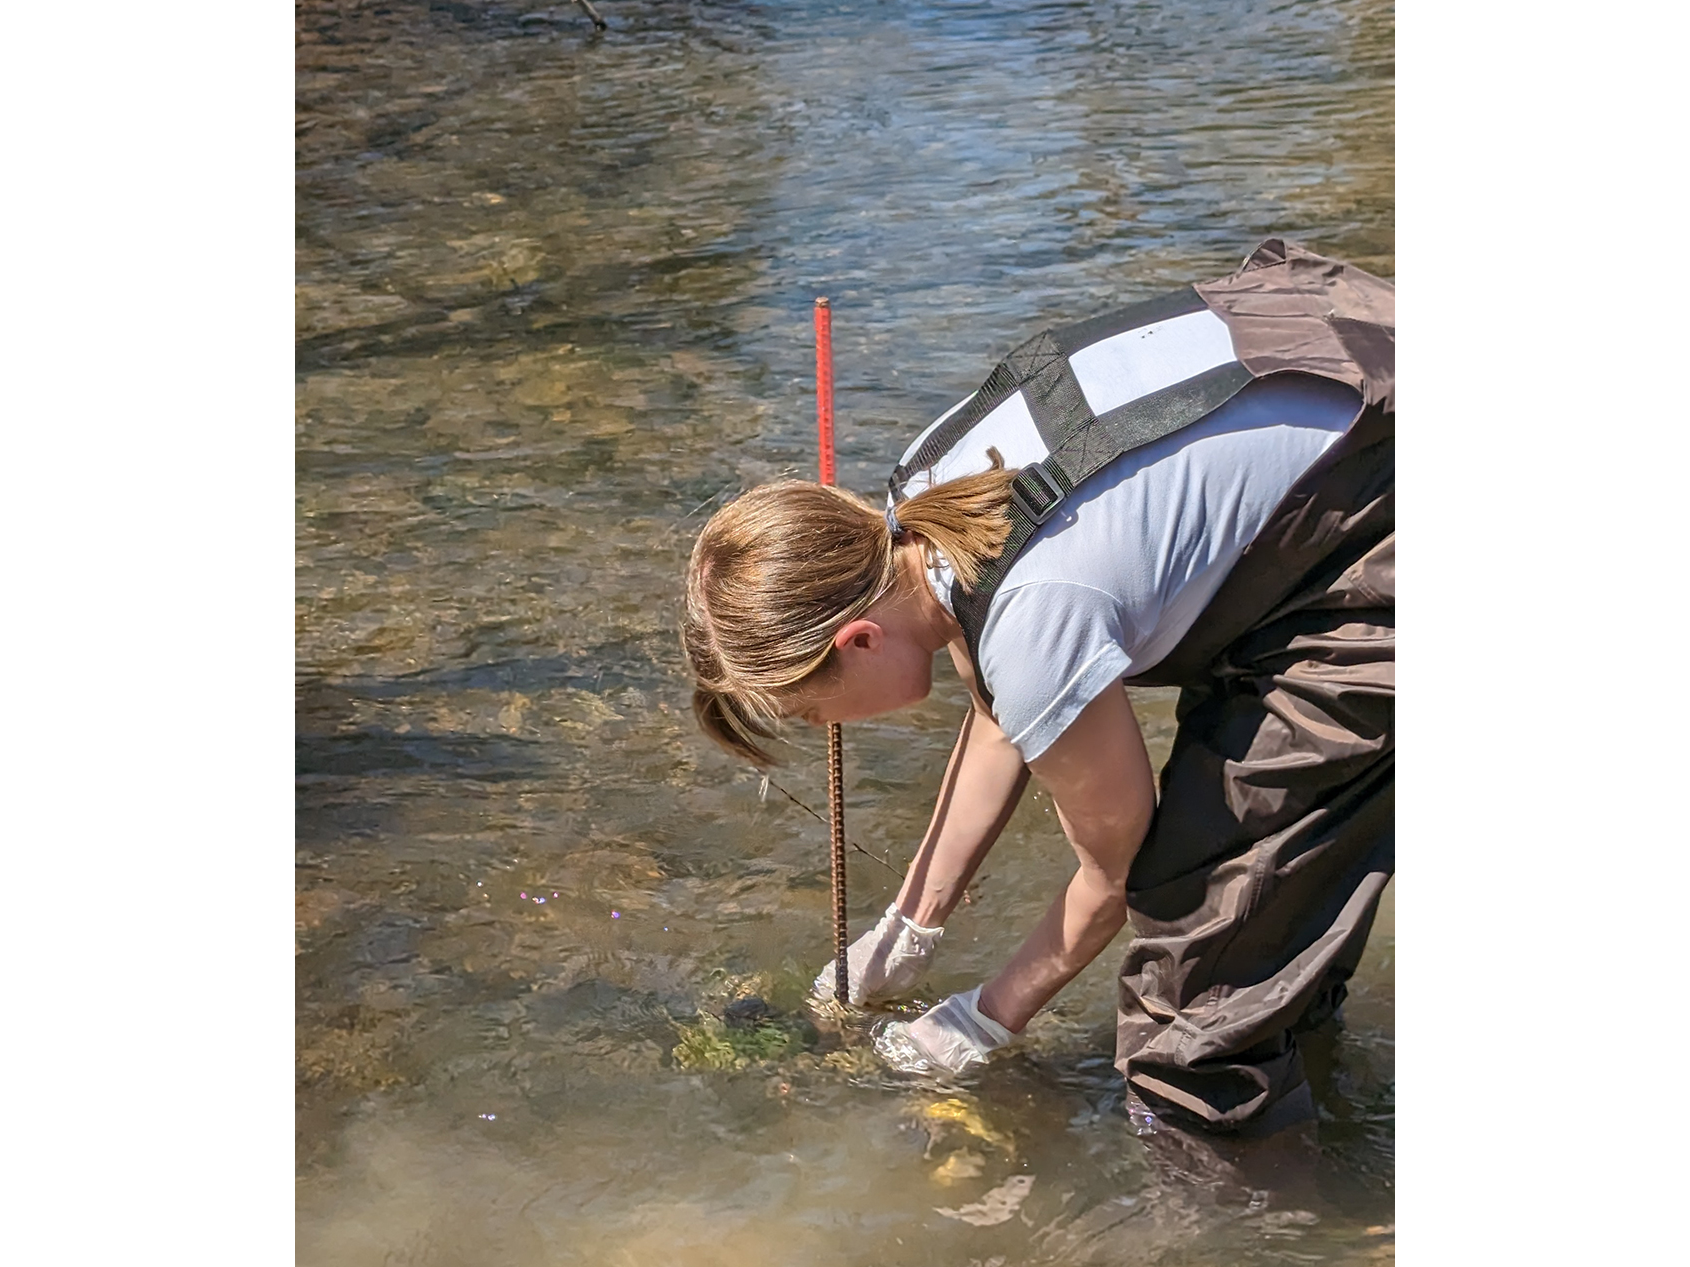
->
[812, 903, 943, 1005]
[873, 985, 1016, 1074]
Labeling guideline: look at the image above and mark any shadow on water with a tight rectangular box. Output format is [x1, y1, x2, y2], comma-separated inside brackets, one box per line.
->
[297, 724, 550, 782]
[297, 0, 1394, 1260]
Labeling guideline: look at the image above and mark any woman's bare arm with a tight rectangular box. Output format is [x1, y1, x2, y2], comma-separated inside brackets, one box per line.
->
[976, 681, 1155, 1032]
[895, 702, 1030, 927]
[893, 643, 1031, 927]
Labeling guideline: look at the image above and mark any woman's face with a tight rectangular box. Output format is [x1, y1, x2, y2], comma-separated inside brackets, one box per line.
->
[780, 618, 936, 726]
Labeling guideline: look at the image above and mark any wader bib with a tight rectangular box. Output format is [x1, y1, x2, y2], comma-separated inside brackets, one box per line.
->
[892, 240, 1394, 1131]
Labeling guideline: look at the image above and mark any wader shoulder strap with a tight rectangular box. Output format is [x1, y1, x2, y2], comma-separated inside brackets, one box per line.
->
[888, 286, 1224, 500]
[907, 288, 1256, 709]
[902, 240, 1393, 711]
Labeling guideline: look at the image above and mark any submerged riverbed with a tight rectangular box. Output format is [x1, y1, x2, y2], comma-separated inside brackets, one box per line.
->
[296, 1, 1394, 1261]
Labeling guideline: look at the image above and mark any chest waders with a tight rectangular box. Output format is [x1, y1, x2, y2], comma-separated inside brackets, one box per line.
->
[892, 239, 1396, 1133]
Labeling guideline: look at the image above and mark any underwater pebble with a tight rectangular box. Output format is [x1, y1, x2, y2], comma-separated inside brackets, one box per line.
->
[931, 1149, 985, 1185]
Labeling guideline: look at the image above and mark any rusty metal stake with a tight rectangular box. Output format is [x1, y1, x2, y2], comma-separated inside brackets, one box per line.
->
[826, 720, 848, 1003]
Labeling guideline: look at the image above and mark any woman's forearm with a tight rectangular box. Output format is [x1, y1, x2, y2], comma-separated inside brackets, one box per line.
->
[974, 682, 1158, 1034]
[896, 706, 1030, 929]
[976, 864, 1130, 1032]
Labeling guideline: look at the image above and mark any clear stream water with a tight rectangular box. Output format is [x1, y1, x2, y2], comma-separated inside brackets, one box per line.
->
[296, 1, 1394, 1261]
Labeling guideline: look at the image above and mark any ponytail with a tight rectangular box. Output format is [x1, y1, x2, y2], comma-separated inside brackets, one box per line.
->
[891, 449, 1017, 593]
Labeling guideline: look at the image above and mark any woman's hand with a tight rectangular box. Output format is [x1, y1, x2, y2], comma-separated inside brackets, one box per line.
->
[812, 903, 943, 1005]
[977, 682, 1156, 1032]
[874, 986, 1015, 1074]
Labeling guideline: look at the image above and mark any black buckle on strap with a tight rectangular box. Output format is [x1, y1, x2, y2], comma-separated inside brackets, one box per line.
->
[1010, 462, 1065, 525]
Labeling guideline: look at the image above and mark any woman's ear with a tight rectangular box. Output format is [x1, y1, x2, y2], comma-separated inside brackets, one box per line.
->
[832, 618, 883, 655]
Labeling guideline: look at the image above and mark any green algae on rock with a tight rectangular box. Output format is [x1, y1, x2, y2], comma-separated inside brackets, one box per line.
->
[671, 1012, 812, 1071]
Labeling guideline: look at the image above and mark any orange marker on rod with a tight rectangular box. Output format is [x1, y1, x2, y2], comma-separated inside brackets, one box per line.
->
[815, 297, 849, 1006]
[815, 298, 837, 486]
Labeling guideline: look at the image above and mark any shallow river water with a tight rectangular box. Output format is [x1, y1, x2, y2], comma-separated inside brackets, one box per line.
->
[296, 1, 1394, 1262]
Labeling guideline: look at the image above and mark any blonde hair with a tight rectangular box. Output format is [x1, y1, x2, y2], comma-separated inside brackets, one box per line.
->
[683, 461, 1017, 765]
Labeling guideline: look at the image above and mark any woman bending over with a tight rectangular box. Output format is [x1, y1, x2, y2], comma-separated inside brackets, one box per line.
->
[682, 240, 1394, 1134]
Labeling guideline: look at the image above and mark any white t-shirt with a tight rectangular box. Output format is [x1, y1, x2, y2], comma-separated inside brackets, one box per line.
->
[895, 367, 1361, 761]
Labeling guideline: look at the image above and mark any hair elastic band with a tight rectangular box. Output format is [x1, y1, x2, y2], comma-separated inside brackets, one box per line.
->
[885, 504, 904, 539]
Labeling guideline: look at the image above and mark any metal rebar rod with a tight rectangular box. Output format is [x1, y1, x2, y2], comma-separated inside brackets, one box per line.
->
[827, 720, 848, 1003]
[815, 296, 849, 1004]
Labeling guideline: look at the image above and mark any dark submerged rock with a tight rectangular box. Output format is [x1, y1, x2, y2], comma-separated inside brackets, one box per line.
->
[723, 996, 772, 1028]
